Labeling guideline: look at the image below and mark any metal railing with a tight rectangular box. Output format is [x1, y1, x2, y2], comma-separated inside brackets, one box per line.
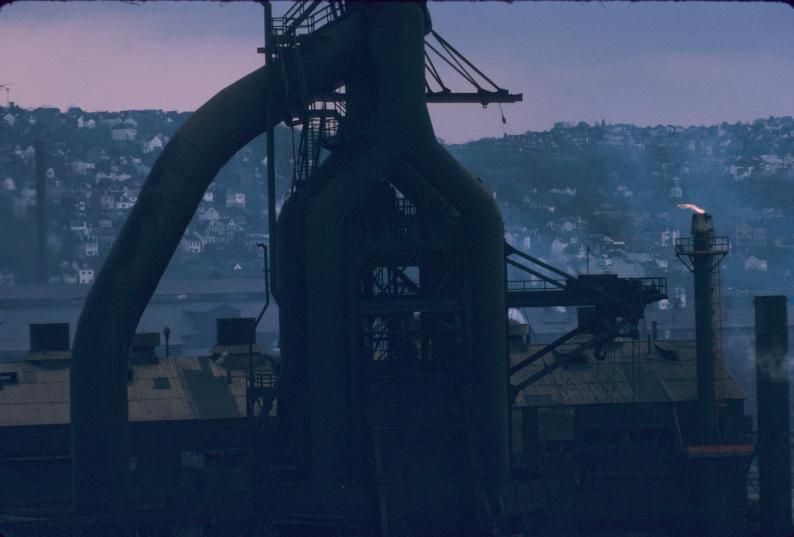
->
[274, 1, 344, 41]
[507, 277, 666, 296]
[247, 370, 278, 390]
[675, 236, 730, 256]
[507, 278, 566, 292]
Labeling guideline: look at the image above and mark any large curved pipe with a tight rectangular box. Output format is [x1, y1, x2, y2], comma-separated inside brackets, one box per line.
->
[69, 11, 364, 511]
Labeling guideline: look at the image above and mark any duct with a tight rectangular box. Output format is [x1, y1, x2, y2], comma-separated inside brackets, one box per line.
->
[69, 11, 364, 512]
[755, 295, 791, 537]
[303, 3, 507, 521]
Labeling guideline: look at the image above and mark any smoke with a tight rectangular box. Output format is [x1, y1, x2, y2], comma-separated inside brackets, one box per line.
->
[756, 351, 790, 383]
[677, 202, 706, 215]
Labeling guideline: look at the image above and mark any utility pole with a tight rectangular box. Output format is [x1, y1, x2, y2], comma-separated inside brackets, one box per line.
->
[0, 84, 12, 107]
[262, 2, 278, 298]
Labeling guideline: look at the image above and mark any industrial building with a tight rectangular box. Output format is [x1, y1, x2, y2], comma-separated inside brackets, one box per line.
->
[1, 2, 792, 537]
[0, 321, 277, 536]
[510, 339, 752, 535]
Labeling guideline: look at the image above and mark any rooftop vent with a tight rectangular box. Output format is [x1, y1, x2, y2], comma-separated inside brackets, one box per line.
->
[212, 317, 264, 366]
[30, 322, 70, 353]
[130, 332, 161, 365]
[216, 317, 256, 346]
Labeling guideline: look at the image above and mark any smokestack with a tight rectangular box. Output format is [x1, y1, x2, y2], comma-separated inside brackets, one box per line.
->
[754, 295, 791, 537]
[676, 210, 729, 440]
[34, 140, 47, 284]
[691, 212, 716, 437]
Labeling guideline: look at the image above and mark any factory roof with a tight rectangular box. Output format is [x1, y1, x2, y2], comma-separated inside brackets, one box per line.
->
[511, 339, 745, 407]
[0, 278, 278, 354]
[0, 354, 277, 427]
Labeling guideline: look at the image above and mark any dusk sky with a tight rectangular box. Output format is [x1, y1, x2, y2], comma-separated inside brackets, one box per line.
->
[1, 1, 793, 143]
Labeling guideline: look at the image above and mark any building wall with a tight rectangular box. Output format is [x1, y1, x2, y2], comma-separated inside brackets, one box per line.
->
[0, 418, 251, 509]
[511, 400, 751, 534]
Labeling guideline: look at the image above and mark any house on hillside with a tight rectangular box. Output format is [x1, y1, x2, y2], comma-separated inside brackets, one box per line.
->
[744, 256, 768, 272]
[198, 207, 221, 223]
[111, 128, 137, 142]
[78, 268, 95, 285]
[143, 135, 164, 154]
[183, 231, 207, 254]
[226, 192, 246, 209]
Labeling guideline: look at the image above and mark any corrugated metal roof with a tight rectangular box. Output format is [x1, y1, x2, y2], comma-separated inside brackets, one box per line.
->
[0, 355, 277, 427]
[512, 339, 745, 408]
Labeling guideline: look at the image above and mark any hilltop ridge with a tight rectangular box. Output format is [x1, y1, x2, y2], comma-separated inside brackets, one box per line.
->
[1, 106, 793, 295]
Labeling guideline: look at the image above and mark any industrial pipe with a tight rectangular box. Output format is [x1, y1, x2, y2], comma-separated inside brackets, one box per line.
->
[691, 212, 717, 438]
[69, 11, 364, 511]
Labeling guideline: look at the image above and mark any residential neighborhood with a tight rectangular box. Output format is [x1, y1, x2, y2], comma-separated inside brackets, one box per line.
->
[0, 105, 295, 285]
[2, 105, 794, 301]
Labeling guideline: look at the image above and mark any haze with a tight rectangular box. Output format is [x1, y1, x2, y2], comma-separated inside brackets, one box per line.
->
[1, 1, 793, 143]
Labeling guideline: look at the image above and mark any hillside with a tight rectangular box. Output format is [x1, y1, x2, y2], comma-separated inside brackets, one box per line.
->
[1, 106, 793, 294]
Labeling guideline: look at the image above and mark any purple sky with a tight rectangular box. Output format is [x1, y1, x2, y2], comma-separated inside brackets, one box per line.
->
[1, 1, 793, 143]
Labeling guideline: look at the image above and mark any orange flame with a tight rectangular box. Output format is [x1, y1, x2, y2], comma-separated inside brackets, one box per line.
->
[677, 203, 706, 215]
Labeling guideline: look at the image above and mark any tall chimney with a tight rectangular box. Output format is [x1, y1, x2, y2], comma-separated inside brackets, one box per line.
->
[755, 295, 791, 536]
[34, 140, 48, 285]
[691, 212, 716, 437]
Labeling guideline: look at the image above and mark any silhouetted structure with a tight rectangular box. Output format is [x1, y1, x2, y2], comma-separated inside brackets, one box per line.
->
[755, 296, 792, 537]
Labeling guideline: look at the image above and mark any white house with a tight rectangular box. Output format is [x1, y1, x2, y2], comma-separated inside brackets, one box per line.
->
[183, 231, 206, 254]
[83, 241, 99, 257]
[744, 256, 768, 272]
[70, 220, 89, 234]
[100, 117, 122, 127]
[198, 206, 221, 222]
[77, 116, 96, 129]
[226, 192, 246, 209]
[143, 135, 164, 154]
[78, 268, 95, 285]
[111, 128, 137, 142]
[72, 161, 96, 176]
[669, 178, 682, 199]
[660, 229, 681, 248]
